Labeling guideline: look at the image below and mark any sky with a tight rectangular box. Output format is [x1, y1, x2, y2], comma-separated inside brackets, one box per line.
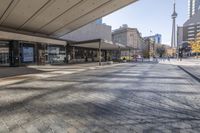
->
[103, 0, 188, 45]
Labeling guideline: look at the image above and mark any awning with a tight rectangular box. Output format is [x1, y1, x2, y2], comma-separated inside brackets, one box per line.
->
[0, 30, 66, 45]
[0, 0, 138, 38]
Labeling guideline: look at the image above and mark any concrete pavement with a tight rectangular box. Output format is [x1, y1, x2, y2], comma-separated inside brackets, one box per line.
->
[159, 58, 200, 81]
[0, 62, 200, 132]
[0, 63, 122, 87]
[0, 63, 106, 78]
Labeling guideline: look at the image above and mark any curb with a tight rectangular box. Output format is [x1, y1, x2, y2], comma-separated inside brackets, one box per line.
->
[178, 66, 200, 83]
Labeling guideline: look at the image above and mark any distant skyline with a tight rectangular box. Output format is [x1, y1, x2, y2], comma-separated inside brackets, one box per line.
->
[103, 0, 188, 45]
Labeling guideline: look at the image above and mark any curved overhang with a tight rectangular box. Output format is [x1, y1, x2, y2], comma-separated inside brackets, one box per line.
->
[0, 0, 138, 39]
[0, 30, 66, 45]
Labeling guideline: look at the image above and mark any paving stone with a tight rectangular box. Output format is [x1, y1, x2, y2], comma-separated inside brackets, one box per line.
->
[0, 63, 200, 132]
[0, 121, 10, 133]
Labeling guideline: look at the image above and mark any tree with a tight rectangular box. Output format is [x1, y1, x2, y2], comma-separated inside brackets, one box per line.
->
[190, 32, 200, 58]
[156, 46, 166, 57]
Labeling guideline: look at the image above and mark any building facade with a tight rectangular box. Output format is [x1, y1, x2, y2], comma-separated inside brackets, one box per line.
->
[95, 18, 103, 24]
[0, 31, 67, 67]
[112, 25, 144, 57]
[0, 31, 113, 66]
[177, 26, 184, 45]
[183, 23, 200, 42]
[144, 34, 162, 44]
[143, 38, 155, 58]
[58, 20, 114, 63]
[183, 10, 200, 42]
[188, 0, 200, 18]
[60, 20, 112, 42]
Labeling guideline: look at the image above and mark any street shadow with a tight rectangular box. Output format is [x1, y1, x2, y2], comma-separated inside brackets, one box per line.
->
[0, 63, 200, 132]
[0, 67, 47, 78]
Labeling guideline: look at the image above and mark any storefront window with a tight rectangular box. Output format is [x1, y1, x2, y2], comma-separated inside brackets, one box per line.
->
[74, 47, 98, 62]
[47, 45, 66, 64]
[22, 46, 34, 62]
[75, 48, 84, 59]
[20, 43, 35, 63]
[0, 41, 9, 66]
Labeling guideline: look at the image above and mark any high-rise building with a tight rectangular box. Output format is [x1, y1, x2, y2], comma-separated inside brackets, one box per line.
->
[183, 10, 200, 42]
[188, 0, 200, 18]
[144, 34, 162, 44]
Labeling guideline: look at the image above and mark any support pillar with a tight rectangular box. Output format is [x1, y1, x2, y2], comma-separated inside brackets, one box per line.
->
[99, 40, 101, 66]
[37, 43, 46, 65]
[118, 47, 121, 63]
[105, 51, 108, 62]
[72, 46, 75, 63]
[129, 49, 131, 62]
[66, 44, 70, 64]
[9, 40, 20, 67]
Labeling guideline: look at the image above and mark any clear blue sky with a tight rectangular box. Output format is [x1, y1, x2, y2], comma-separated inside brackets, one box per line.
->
[103, 0, 188, 45]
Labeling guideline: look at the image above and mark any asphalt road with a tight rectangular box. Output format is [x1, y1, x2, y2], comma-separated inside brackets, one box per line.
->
[0, 63, 200, 133]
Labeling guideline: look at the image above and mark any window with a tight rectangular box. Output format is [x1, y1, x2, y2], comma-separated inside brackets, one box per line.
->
[188, 38, 194, 41]
[188, 30, 195, 33]
[189, 23, 195, 25]
[188, 26, 195, 29]
[188, 34, 195, 37]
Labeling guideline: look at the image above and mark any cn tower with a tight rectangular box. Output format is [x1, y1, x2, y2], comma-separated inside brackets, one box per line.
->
[171, 0, 178, 48]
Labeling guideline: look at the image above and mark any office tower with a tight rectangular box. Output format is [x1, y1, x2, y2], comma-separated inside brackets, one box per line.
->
[188, 0, 200, 18]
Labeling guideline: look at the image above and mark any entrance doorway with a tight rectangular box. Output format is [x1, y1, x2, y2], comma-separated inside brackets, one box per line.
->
[0, 41, 10, 66]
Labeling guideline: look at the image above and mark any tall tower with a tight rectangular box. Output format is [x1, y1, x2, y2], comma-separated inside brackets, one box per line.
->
[171, 0, 178, 48]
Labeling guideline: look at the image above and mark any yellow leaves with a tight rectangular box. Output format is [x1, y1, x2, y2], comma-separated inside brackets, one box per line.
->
[188, 32, 200, 53]
[190, 40, 200, 53]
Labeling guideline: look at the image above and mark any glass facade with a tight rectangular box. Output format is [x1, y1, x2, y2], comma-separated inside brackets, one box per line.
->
[188, 0, 200, 18]
[0, 40, 117, 66]
[21, 45, 35, 63]
[68, 47, 99, 63]
[74, 48, 97, 62]
[0, 41, 10, 66]
[47, 45, 66, 64]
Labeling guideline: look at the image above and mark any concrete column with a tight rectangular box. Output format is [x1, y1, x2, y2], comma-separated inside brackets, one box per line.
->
[118, 47, 121, 63]
[37, 43, 46, 65]
[9, 40, 20, 67]
[72, 47, 75, 63]
[99, 40, 101, 66]
[105, 51, 108, 62]
[33, 43, 37, 65]
[66, 44, 69, 64]
[129, 49, 131, 62]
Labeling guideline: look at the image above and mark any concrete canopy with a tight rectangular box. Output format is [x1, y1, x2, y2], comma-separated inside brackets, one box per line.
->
[0, 30, 66, 45]
[0, 0, 137, 38]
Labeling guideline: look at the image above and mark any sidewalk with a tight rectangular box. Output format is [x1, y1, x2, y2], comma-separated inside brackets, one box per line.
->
[0, 62, 124, 87]
[0, 67, 45, 78]
[0, 62, 101, 78]
[159, 58, 200, 81]
[178, 65, 200, 82]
